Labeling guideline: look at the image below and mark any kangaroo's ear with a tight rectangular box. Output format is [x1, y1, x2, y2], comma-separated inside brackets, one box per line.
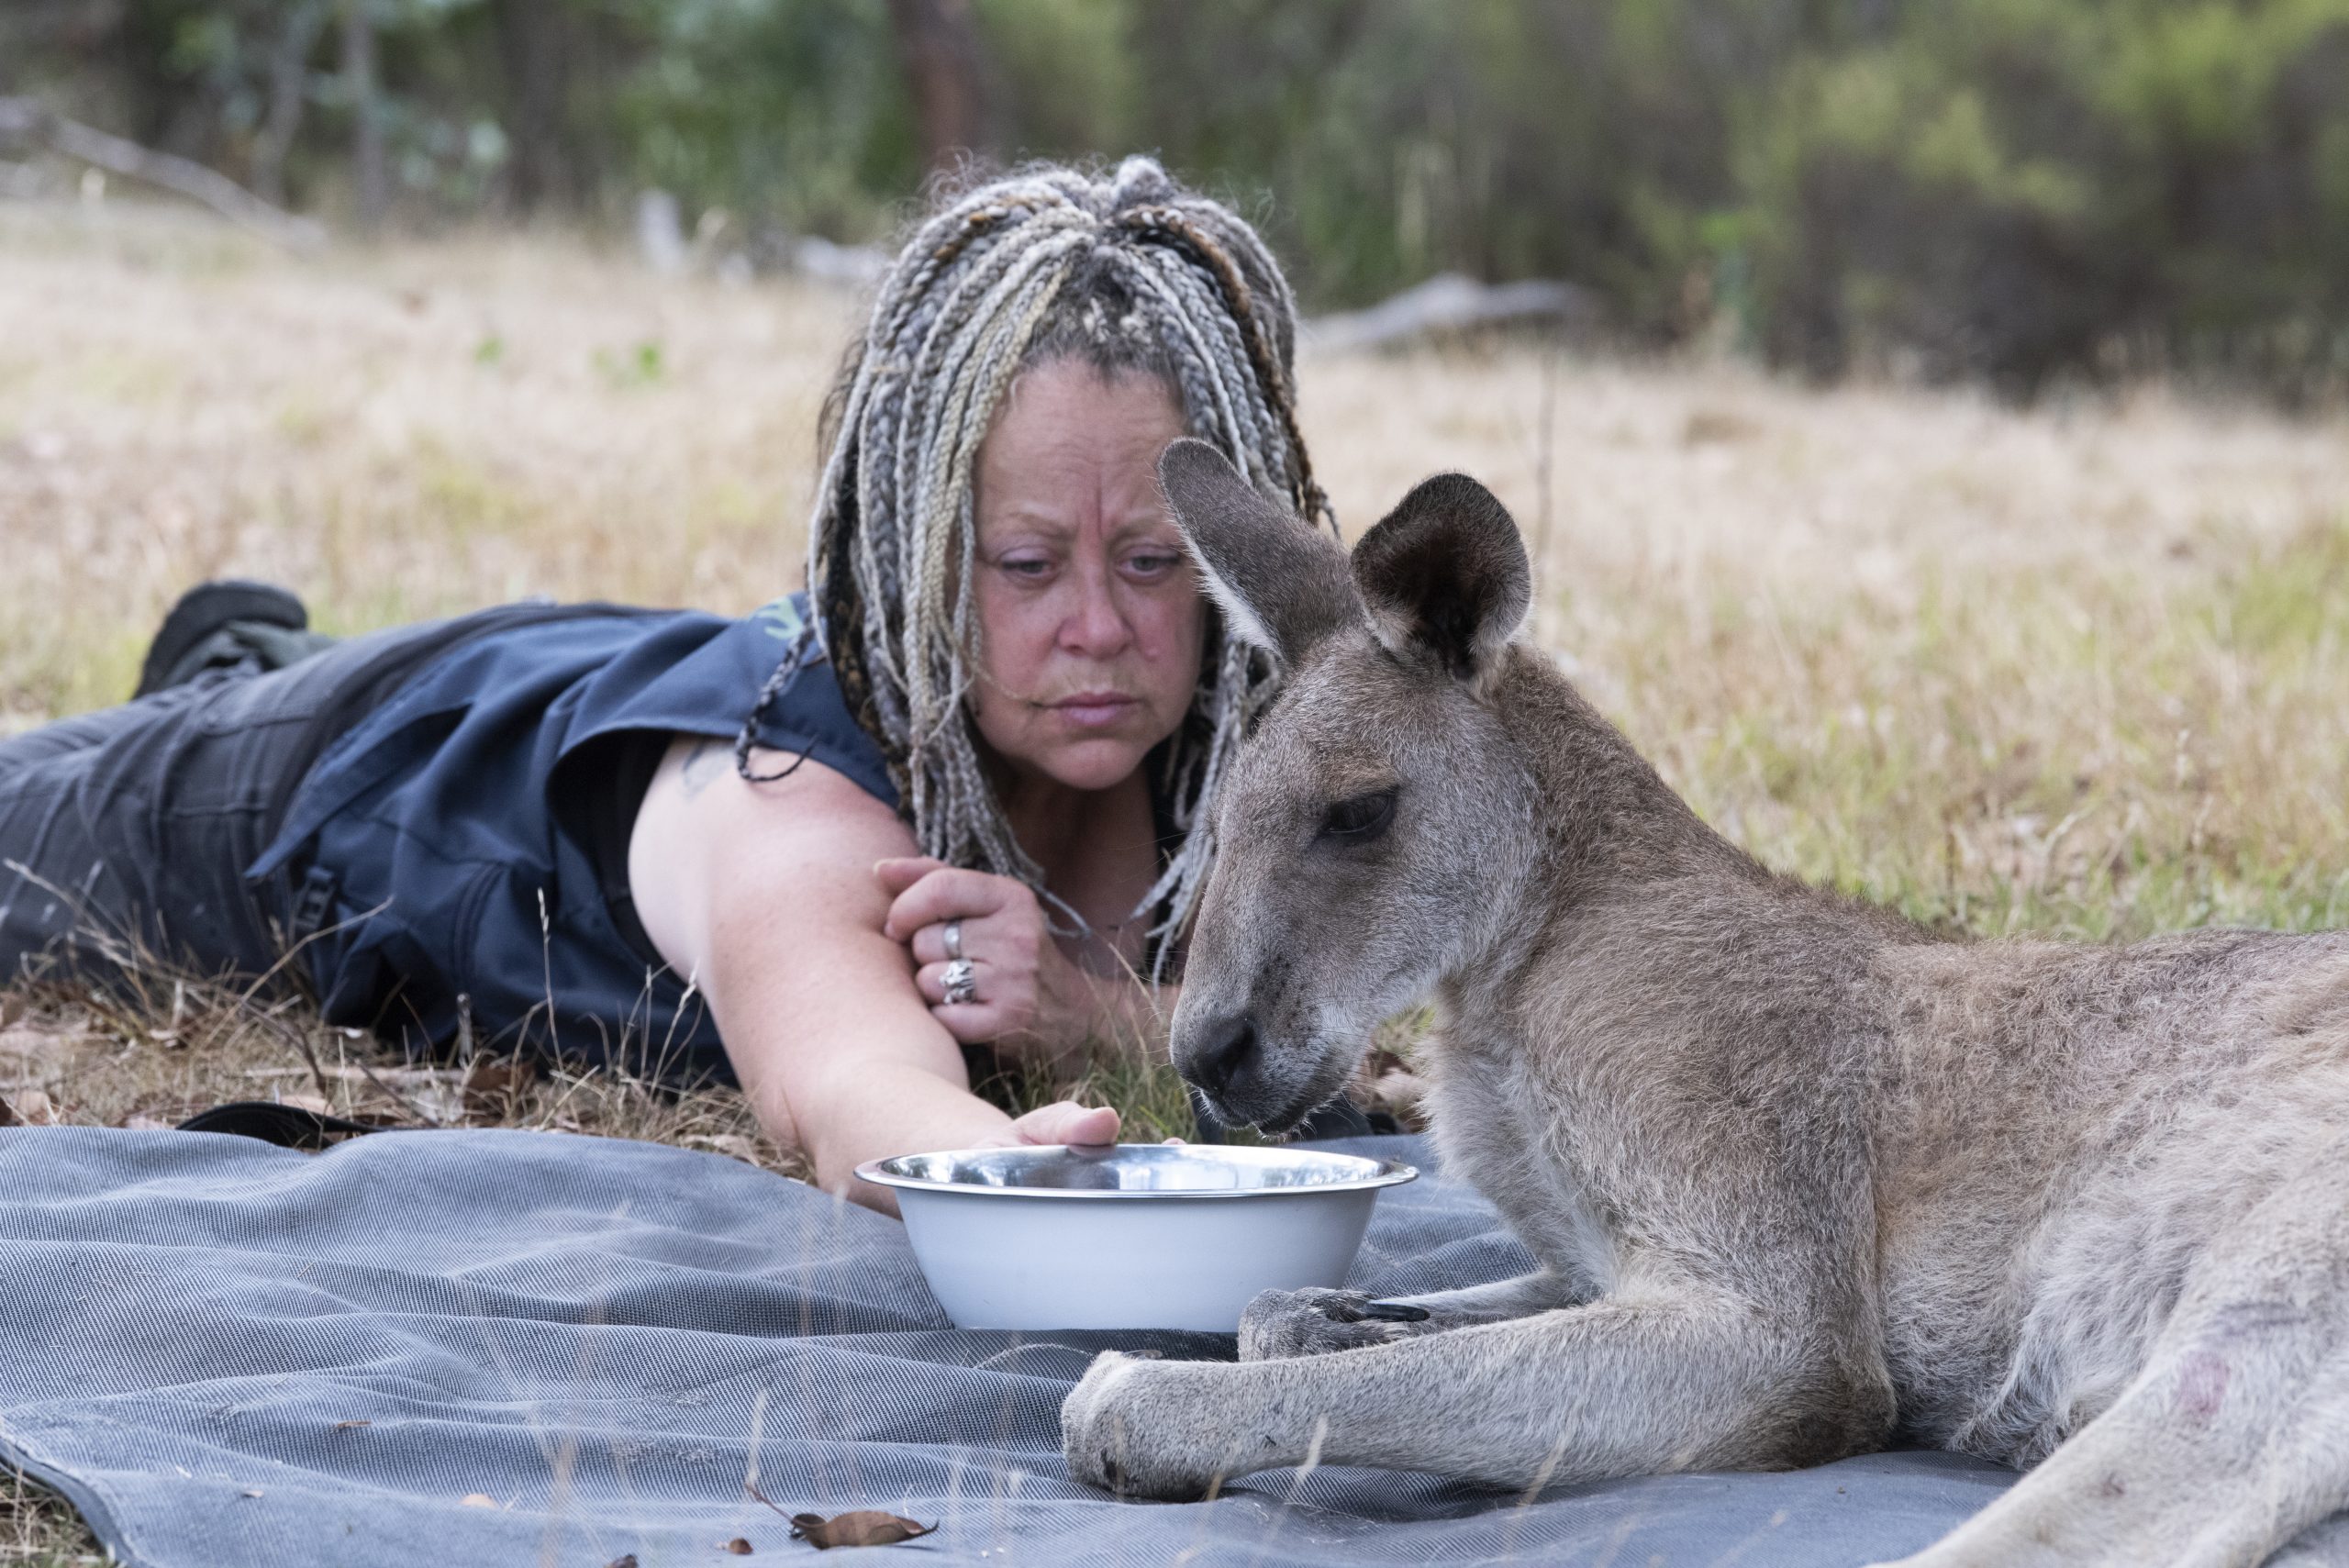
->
[1351, 473, 1531, 684]
[1158, 439, 1358, 665]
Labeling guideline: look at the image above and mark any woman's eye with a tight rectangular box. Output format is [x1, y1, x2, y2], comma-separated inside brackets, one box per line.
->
[1317, 787, 1397, 843]
[997, 556, 1053, 580]
[1125, 552, 1182, 577]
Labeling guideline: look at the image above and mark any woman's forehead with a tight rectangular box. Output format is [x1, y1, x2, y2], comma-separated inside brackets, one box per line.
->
[976, 362, 1186, 525]
[988, 359, 1184, 446]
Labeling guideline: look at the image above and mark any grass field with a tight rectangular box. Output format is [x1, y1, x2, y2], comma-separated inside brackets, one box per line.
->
[5, 194, 2349, 1561]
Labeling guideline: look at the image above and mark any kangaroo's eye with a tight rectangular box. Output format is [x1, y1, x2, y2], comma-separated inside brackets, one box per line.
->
[1318, 787, 1397, 844]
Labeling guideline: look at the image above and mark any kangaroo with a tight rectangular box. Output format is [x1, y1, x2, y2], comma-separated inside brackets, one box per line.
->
[1060, 439, 2349, 1567]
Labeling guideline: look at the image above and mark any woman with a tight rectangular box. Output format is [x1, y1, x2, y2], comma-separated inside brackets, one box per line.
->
[0, 159, 1346, 1208]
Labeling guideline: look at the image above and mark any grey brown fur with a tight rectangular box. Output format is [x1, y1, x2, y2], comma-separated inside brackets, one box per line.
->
[1060, 438, 2349, 1568]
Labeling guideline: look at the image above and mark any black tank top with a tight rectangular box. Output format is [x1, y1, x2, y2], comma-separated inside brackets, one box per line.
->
[247, 595, 889, 1081]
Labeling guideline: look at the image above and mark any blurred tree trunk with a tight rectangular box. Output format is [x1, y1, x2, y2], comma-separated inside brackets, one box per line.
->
[885, 0, 990, 172]
[496, 0, 576, 214]
[253, 2, 328, 206]
[340, 0, 385, 232]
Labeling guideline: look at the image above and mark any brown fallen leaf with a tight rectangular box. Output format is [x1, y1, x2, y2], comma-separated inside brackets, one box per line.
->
[786, 1512, 937, 1550]
[747, 1483, 935, 1550]
[332, 1419, 372, 1429]
[723, 1540, 753, 1556]
[462, 1056, 537, 1120]
[459, 1493, 497, 1508]
[605, 1557, 637, 1568]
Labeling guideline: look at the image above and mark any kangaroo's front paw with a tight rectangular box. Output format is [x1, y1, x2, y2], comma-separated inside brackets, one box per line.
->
[1239, 1287, 1428, 1361]
[1062, 1351, 1254, 1501]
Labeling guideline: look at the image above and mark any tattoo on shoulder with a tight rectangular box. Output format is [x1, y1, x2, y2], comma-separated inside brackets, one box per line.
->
[678, 739, 729, 798]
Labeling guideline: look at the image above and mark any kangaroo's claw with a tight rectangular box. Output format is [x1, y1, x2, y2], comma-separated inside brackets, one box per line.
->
[1239, 1286, 1431, 1361]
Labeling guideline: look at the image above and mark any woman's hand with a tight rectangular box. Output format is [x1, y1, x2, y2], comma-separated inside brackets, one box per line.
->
[985, 1099, 1120, 1149]
[874, 857, 1100, 1056]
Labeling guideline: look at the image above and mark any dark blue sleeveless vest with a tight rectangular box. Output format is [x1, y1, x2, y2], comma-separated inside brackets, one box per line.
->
[247, 595, 890, 1082]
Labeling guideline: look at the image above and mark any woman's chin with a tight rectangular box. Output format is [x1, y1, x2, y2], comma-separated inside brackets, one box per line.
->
[1023, 735, 1154, 793]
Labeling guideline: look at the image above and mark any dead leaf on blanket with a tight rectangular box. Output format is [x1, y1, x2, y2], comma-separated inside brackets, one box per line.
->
[332, 1419, 371, 1429]
[459, 1493, 497, 1507]
[745, 1483, 935, 1549]
[723, 1540, 754, 1555]
[605, 1556, 638, 1568]
[787, 1511, 937, 1549]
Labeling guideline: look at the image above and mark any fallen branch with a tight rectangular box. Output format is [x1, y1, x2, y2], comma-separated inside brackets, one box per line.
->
[1306, 271, 1598, 353]
[0, 97, 324, 250]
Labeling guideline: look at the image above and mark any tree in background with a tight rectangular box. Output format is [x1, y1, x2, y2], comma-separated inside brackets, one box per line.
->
[3, 0, 2345, 400]
[1739, 0, 2349, 395]
[885, 0, 988, 168]
[340, 0, 385, 231]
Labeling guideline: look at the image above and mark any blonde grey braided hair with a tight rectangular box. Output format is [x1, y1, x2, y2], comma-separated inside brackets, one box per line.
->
[769, 156, 1330, 968]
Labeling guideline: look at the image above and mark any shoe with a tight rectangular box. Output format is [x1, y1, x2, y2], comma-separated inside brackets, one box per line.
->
[134, 579, 311, 698]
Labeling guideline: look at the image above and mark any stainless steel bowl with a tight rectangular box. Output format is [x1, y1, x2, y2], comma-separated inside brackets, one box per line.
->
[856, 1144, 1418, 1331]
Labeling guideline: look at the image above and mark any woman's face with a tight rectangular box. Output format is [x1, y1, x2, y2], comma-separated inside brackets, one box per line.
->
[967, 358, 1202, 795]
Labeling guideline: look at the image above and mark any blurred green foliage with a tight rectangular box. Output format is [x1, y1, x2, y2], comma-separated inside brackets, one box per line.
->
[7, 0, 2348, 395]
[614, 0, 917, 239]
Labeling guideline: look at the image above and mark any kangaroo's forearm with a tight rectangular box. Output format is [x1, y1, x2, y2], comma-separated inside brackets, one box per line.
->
[1273, 1299, 1800, 1485]
[1068, 1293, 1829, 1496]
[1393, 1268, 1586, 1325]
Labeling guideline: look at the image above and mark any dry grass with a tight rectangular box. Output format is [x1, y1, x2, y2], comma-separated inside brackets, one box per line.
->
[1, 1468, 90, 1568]
[6, 193, 2349, 1556]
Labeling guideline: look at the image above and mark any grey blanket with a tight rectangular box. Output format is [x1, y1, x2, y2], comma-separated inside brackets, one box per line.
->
[0, 1126, 2013, 1566]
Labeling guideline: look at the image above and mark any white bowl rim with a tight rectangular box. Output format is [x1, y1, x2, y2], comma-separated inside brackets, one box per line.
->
[854, 1142, 1419, 1200]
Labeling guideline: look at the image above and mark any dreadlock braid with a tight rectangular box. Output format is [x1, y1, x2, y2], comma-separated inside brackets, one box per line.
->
[766, 156, 1330, 971]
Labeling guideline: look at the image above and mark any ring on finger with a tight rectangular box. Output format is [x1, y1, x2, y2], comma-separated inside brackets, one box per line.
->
[941, 957, 979, 1006]
[942, 918, 964, 962]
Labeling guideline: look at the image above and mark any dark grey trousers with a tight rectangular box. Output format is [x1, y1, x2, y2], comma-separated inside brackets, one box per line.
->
[0, 619, 481, 995]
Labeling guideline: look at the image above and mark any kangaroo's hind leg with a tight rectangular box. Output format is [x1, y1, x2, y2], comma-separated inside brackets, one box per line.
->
[1878, 1163, 2349, 1568]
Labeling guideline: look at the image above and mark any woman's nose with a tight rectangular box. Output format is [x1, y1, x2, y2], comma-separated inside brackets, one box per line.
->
[1059, 564, 1133, 658]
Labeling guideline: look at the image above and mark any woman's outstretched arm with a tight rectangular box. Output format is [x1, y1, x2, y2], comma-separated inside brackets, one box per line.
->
[628, 735, 1117, 1213]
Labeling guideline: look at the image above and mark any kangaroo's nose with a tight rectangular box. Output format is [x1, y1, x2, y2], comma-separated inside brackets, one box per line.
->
[1186, 1014, 1260, 1098]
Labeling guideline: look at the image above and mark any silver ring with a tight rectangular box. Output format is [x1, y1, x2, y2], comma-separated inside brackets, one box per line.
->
[941, 958, 978, 1006]
[942, 919, 964, 962]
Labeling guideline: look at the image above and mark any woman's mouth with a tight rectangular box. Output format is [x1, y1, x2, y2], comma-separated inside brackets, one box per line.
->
[1048, 692, 1140, 728]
